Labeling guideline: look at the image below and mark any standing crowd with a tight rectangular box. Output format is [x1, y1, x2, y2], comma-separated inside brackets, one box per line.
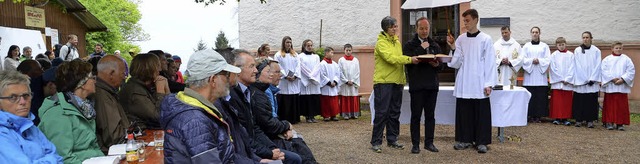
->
[370, 9, 635, 155]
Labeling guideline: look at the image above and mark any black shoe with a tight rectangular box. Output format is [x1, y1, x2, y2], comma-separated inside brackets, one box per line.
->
[617, 125, 625, 131]
[606, 123, 614, 130]
[564, 121, 572, 126]
[587, 122, 594, 128]
[371, 145, 382, 153]
[477, 145, 488, 153]
[387, 142, 405, 150]
[575, 122, 582, 127]
[424, 144, 439, 152]
[411, 145, 420, 154]
[331, 117, 339, 121]
[453, 142, 471, 150]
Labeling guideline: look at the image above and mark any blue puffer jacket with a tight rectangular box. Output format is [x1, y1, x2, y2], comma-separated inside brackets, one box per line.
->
[0, 111, 63, 163]
[160, 88, 234, 164]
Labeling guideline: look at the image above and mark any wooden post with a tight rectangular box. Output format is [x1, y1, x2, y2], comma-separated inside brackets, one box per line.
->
[319, 19, 323, 48]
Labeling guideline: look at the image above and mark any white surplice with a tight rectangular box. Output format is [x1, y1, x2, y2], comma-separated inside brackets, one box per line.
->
[521, 41, 551, 86]
[447, 32, 497, 99]
[298, 53, 321, 95]
[338, 56, 361, 96]
[601, 54, 636, 93]
[275, 51, 301, 94]
[314, 60, 341, 96]
[573, 45, 602, 93]
[493, 37, 522, 86]
[549, 50, 575, 90]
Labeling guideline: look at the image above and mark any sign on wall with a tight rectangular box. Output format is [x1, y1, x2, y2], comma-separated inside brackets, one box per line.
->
[25, 6, 46, 28]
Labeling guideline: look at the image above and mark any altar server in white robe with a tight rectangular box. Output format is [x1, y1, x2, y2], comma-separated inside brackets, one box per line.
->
[447, 9, 496, 154]
[549, 37, 575, 125]
[314, 47, 342, 121]
[493, 26, 522, 87]
[275, 36, 302, 124]
[601, 42, 635, 131]
[572, 31, 601, 128]
[298, 39, 322, 123]
[338, 44, 361, 119]
[521, 26, 551, 123]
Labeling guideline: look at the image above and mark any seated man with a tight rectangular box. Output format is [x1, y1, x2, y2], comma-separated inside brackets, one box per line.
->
[94, 56, 130, 154]
[161, 49, 266, 163]
[0, 70, 62, 163]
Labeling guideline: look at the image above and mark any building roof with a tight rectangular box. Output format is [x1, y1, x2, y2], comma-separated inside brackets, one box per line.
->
[56, 0, 108, 32]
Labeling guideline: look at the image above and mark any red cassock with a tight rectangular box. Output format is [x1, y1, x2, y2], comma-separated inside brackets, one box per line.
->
[320, 96, 340, 118]
[549, 89, 573, 119]
[339, 96, 360, 116]
[602, 93, 630, 125]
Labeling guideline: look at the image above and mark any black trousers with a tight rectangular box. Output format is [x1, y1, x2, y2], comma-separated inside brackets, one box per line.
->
[455, 98, 492, 145]
[299, 94, 321, 117]
[277, 94, 300, 124]
[370, 84, 403, 146]
[409, 89, 438, 146]
[524, 86, 549, 118]
[572, 92, 599, 122]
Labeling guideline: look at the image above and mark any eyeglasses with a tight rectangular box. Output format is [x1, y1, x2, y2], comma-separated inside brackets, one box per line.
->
[0, 93, 32, 103]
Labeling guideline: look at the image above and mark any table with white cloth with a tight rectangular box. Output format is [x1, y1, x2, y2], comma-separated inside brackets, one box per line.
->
[370, 86, 531, 142]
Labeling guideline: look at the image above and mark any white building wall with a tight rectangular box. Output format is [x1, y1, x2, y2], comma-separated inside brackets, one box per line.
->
[472, 0, 640, 45]
[238, 0, 389, 50]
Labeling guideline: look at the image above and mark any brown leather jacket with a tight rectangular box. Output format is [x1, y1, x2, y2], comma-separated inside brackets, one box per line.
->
[94, 78, 130, 154]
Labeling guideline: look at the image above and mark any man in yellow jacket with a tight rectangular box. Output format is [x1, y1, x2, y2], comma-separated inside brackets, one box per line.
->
[370, 16, 419, 153]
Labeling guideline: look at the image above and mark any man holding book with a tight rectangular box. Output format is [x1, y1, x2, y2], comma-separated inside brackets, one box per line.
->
[402, 17, 444, 154]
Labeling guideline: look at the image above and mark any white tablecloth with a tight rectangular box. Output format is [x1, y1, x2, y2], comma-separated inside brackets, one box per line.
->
[370, 86, 531, 127]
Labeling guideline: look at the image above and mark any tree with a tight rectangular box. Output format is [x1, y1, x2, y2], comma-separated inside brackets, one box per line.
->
[194, 39, 208, 52]
[215, 31, 231, 49]
[79, 0, 148, 56]
[194, 0, 266, 6]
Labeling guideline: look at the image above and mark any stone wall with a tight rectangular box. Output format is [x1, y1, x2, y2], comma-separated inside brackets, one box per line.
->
[238, 0, 390, 50]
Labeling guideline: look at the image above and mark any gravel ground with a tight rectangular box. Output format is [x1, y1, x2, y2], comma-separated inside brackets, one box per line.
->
[294, 110, 640, 163]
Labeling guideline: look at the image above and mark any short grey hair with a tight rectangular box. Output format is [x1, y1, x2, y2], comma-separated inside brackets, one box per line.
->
[0, 70, 31, 95]
[232, 49, 251, 67]
[97, 57, 122, 73]
[381, 16, 397, 32]
[23, 46, 32, 52]
[186, 77, 209, 89]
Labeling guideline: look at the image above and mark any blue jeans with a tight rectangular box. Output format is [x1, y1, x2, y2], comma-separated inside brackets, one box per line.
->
[282, 149, 302, 164]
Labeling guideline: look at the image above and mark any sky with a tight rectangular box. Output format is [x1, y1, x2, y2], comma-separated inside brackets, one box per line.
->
[136, 0, 240, 72]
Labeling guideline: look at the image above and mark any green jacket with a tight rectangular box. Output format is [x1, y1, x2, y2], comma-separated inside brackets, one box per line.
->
[373, 31, 412, 85]
[38, 92, 104, 164]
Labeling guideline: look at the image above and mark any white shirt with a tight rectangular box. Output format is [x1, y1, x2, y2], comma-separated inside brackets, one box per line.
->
[447, 32, 497, 99]
[315, 59, 341, 96]
[338, 56, 360, 96]
[59, 43, 79, 61]
[521, 41, 551, 86]
[3, 57, 19, 71]
[573, 45, 602, 93]
[549, 50, 575, 90]
[601, 54, 635, 93]
[275, 51, 301, 94]
[493, 38, 522, 86]
[298, 53, 321, 95]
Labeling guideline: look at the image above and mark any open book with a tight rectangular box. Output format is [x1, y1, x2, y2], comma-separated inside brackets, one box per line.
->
[416, 54, 452, 63]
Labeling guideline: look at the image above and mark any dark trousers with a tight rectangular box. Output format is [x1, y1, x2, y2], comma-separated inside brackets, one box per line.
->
[409, 89, 438, 146]
[370, 84, 403, 146]
[278, 94, 301, 124]
[524, 86, 549, 118]
[455, 98, 492, 145]
[299, 94, 321, 117]
[572, 92, 599, 122]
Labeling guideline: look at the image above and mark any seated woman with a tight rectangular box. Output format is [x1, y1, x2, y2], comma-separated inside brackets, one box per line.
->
[38, 59, 104, 163]
[119, 53, 169, 129]
[0, 70, 62, 163]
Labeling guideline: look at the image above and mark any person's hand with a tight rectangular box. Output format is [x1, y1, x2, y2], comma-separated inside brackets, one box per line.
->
[611, 77, 620, 83]
[347, 81, 353, 86]
[330, 81, 336, 88]
[271, 149, 284, 160]
[562, 81, 570, 85]
[484, 87, 492, 96]
[533, 58, 539, 64]
[447, 33, 456, 49]
[411, 56, 420, 64]
[501, 58, 509, 65]
[154, 76, 169, 94]
[421, 41, 430, 49]
[428, 60, 439, 67]
[286, 76, 295, 82]
[283, 130, 293, 140]
[615, 78, 625, 85]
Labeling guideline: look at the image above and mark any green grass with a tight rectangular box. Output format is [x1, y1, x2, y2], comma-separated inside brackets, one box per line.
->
[631, 113, 640, 123]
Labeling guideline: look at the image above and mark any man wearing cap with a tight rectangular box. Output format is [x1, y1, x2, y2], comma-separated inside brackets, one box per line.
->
[93, 55, 130, 154]
[172, 55, 185, 84]
[160, 49, 262, 163]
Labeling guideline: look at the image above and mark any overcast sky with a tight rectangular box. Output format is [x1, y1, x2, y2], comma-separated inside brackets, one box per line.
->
[136, 0, 240, 72]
